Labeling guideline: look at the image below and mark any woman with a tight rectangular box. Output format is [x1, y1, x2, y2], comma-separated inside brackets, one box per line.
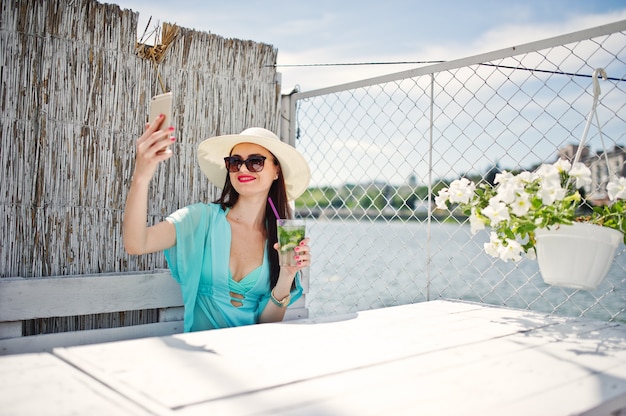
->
[123, 114, 312, 332]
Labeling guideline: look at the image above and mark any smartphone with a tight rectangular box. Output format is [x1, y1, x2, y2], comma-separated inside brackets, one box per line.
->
[148, 92, 173, 133]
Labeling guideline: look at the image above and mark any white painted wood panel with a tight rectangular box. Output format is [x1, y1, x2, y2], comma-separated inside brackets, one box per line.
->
[0, 271, 182, 321]
[0, 321, 183, 355]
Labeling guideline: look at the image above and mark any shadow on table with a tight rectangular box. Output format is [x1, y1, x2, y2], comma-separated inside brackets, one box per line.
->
[282, 312, 359, 325]
[498, 311, 626, 413]
[160, 336, 219, 354]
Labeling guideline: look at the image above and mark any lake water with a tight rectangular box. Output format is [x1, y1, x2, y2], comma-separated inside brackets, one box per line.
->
[303, 219, 626, 323]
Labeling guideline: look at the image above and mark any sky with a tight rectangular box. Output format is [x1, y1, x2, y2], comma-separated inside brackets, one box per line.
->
[111, 0, 626, 94]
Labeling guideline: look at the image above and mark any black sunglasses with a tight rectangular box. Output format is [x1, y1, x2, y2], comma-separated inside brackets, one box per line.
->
[224, 155, 267, 173]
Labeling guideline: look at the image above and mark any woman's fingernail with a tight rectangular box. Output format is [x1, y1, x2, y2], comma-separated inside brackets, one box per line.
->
[300, 241, 305, 246]
[168, 126, 175, 131]
[159, 113, 165, 118]
[170, 137, 176, 142]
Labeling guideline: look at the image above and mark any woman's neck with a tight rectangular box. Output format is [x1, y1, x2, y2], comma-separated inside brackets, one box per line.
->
[227, 196, 266, 230]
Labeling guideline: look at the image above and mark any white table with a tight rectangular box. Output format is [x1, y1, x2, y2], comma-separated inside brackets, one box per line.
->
[2, 300, 626, 415]
[0, 352, 151, 415]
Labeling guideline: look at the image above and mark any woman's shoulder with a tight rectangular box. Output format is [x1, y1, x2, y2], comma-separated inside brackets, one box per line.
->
[168, 202, 225, 222]
[187, 202, 223, 212]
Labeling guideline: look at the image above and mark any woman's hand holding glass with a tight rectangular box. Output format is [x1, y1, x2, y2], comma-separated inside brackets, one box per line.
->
[274, 237, 312, 276]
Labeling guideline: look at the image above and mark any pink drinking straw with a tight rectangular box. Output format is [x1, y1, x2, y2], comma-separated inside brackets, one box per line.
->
[267, 197, 281, 220]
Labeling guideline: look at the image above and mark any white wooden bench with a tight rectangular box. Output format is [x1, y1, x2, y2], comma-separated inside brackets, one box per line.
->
[0, 270, 307, 355]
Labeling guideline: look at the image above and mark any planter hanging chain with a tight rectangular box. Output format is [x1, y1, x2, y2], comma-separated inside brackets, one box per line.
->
[570, 68, 614, 187]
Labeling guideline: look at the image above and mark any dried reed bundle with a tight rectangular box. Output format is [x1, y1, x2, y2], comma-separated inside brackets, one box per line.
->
[136, 20, 180, 92]
[136, 21, 180, 64]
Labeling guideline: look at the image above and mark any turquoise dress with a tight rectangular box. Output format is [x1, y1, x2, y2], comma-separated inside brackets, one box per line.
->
[164, 203, 302, 332]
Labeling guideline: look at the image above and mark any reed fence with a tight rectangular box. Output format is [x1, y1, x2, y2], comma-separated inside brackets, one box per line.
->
[1, 0, 281, 334]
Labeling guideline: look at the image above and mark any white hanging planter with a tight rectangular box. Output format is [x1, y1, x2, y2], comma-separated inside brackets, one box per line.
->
[535, 222, 622, 290]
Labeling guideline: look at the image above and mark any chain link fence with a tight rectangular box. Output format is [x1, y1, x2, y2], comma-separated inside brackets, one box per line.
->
[285, 21, 626, 323]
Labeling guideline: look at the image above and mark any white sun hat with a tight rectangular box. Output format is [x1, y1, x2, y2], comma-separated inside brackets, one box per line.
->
[197, 127, 311, 201]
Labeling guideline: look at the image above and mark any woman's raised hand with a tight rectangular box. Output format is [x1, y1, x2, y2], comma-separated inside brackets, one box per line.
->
[133, 114, 176, 181]
[123, 114, 177, 255]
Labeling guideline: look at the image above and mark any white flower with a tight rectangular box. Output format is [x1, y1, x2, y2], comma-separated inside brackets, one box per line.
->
[499, 238, 523, 262]
[535, 163, 561, 188]
[435, 188, 450, 210]
[495, 171, 528, 204]
[482, 198, 510, 226]
[538, 183, 566, 205]
[510, 192, 531, 216]
[569, 163, 592, 189]
[484, 233, 522, 261]
[494, 171, 514, 185]
[536, 163, 560, 179]
[495, 181, 522, 205]
[484, 232, 502, 258]
[447, 178, 476, 204]
[516, 171, 535, 183]
[469, 209, 486, 234]
[553, 158, 571, 173]
[607, 177, 626, 201]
